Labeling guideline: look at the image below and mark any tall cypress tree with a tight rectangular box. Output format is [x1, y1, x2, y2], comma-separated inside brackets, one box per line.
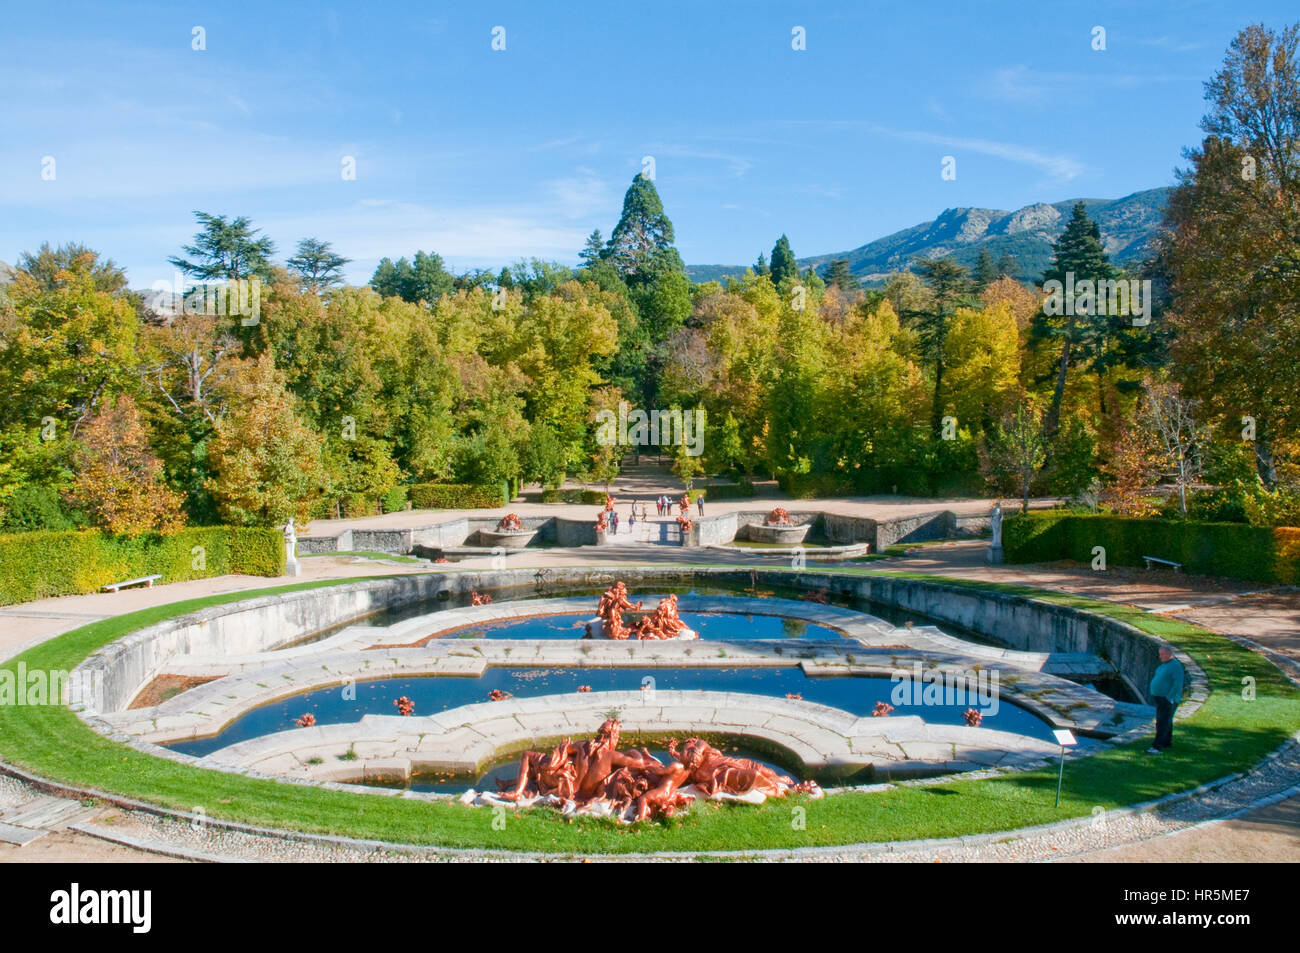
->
[769, 234, 798, 286]
[1033, 202, 1116, 436]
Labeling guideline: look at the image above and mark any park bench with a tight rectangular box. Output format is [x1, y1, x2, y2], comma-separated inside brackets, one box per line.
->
[101, 574, 162, 593]
[1141, 556, 1183, 572]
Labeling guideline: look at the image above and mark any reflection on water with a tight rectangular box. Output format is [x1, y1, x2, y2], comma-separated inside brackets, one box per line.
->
[166, 666, 1084, 759]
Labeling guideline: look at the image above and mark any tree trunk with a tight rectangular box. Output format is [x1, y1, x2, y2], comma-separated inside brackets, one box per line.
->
[1046, 337, 1071, 438]
[1255, 432, 1279, 487]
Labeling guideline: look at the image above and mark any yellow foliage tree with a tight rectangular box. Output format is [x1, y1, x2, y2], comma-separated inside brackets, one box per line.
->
[942, 303, 1022, 430]
[65, 394, 186, 535]
[204, 356, 330, 525]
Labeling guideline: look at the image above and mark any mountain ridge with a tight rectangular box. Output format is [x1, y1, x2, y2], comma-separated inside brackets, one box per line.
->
[687, 187, 1171, 284]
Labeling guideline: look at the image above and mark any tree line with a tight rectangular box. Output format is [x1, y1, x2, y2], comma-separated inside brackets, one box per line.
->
[0, 23, 1296, 533]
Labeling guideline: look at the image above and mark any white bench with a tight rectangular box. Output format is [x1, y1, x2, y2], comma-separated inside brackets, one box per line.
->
[1142, 556, 1183, 572]
[101, 574, 162, 593]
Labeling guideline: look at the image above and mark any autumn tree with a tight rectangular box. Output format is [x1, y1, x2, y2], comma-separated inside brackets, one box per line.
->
[204, 356, 330, 525]
[65, 394, 186, 534]
[1160, 23, 1300, 485]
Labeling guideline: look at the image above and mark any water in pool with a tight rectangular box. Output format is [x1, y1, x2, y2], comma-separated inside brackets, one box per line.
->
[437, 611, 841, 640]
[166, 666, 1081, 758]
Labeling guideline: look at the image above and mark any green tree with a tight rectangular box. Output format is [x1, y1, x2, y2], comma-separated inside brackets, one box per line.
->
[204, 356, 330, 525]
[169, 212, 276, 281]
[1032, 202, 1117, 437]
[18, 242, 128, 294]
[286, 238, 350, 293]
[605, 174, 684, 284]
[769, 235, 798, 286]
[823, 258, 859, 292]
[982, 400, 1048, 514]
[579, 230, 605, 268]
[972, 248, 998, 290]
[1160, 23, 1300, 485]
[909, 257, 972, 434]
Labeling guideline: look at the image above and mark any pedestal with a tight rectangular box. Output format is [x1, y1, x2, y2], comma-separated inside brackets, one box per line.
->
[987, 544, 1004, 565]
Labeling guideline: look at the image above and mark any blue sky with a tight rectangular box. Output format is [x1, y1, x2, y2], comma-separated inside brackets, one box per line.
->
[2, 0, 1294, 287]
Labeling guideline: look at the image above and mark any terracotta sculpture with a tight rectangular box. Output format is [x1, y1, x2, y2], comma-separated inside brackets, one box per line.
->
[594, 510, 609, 533]
[494, 720, 814, 821]
[766, 507, 792, 526]
[498, 513, 523, 531]
[677, 514, 693, 533]
[593, 583, 692, 640]
[471, 590, 492, 606]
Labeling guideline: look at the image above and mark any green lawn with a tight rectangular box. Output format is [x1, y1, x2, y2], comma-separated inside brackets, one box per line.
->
[1, 568, 1296, 855]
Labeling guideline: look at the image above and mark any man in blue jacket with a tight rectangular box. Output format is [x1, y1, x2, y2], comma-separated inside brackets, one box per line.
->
[1147, 643, 1184, 754]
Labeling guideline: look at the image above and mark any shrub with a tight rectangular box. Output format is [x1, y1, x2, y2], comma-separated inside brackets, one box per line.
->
[1002, 512, 1299, 584]
[0, 526, 284, 605]
[381, 486, 409, 514]
[778, 472, 853, 499]
[341, 494, 380, 518]
[408, 483, 506, 509]
[540, 489, 606, 505]
[699, 480, 755, 500]
[0, 485, 77, 532]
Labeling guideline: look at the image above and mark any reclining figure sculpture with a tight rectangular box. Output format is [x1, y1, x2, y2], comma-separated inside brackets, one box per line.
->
[495, 719, 816, 821]
[591, 583, 692, 640]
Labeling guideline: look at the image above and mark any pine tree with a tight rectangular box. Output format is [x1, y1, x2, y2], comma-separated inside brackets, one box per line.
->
[169, 212, 276, 282]
[605, 174, 684, 284]
[769, 235, 798, 286]
[287, 238, 351, 293]
[973, 248, 998, 290]
[753, 252, 769, 276]
[910, 257, 972, 434]
[823, 258, 859, 291]
[1032, 202, 1117, 436]
[996, 252, 1017, 280]
[579, 229, 605, 268]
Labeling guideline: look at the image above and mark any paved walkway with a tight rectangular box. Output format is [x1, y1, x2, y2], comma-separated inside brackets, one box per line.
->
[2, 509, 1297, 863]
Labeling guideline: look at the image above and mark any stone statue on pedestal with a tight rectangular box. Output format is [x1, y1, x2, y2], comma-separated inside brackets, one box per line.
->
[284, 517, 301, 576]
[988, 502, 1004, 565]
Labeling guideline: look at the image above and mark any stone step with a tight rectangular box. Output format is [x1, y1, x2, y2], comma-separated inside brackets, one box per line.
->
[0, 822, 48, 846]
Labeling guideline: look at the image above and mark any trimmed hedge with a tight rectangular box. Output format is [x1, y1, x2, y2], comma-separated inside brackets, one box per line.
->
[1004, 512, 1300, 585]
[697, 480, 755, 501]
[408, 482, 506, 509]
[0, 526, 285, 605]
[777, 472, 854, 499]
[540, 488, 607, 505]
[381, 486, 409, 514]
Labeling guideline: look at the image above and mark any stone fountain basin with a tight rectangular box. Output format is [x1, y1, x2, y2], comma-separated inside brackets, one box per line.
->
[747, 522, 811, 544]
[479, 528, 537, 548]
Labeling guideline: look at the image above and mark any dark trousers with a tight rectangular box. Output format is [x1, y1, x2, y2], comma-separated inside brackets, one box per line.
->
[1153, 696, 1175, 750]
